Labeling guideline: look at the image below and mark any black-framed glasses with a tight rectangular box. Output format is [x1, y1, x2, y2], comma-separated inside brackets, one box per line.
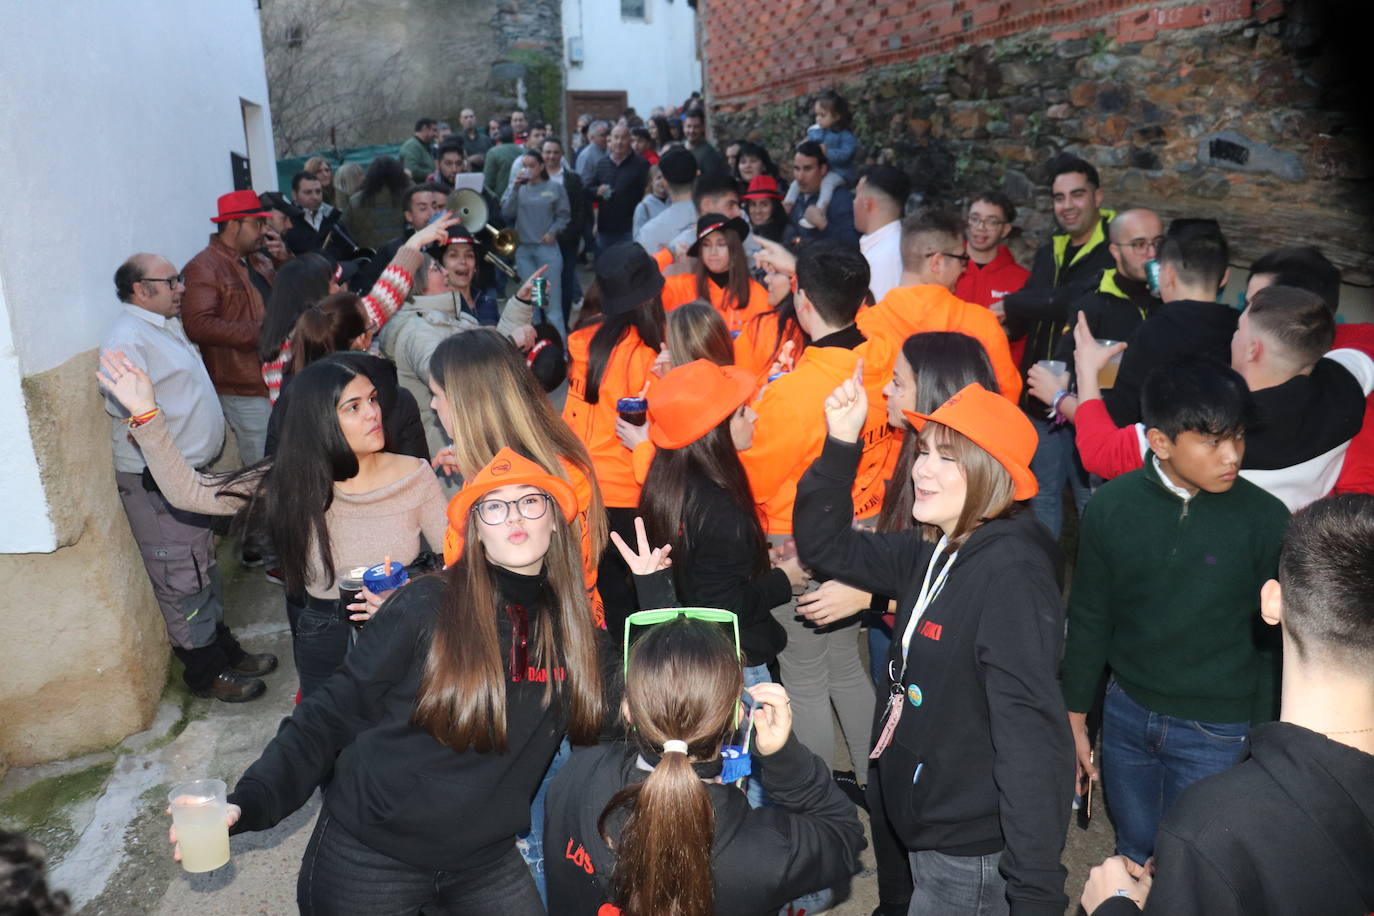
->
[1122, 236, 1166, 255]
[473, 493, 552, 526]
[504, 603, 528, 682]
[141, 274, 186, 289]
[928, 251, 971, 265]
[967, 216, 1005, 229]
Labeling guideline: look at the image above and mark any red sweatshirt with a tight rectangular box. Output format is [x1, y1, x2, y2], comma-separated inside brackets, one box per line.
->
[1332, 322, 1374, 494]
[955, 244, 1029, 367]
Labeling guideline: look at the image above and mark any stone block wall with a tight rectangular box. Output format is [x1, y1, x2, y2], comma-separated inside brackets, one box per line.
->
[704, 0, 1373, 286]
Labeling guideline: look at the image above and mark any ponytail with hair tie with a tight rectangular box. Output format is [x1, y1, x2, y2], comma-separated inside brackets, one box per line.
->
[661, 739, 688, 755]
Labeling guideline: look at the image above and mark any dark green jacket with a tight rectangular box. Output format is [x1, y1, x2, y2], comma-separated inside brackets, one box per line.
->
[1062, 457, 1288, 724]
[398, 136, 435, 183]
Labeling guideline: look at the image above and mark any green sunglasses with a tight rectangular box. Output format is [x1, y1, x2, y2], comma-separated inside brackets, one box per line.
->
[622, 607, 741, 676]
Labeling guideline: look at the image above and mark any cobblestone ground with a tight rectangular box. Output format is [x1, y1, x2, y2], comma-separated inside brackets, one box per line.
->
[3, 542, 1113, 916]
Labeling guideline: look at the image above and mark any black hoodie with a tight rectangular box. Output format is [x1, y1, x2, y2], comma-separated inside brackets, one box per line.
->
[544, 734, 865, 915]
[227, 568, 617, 871]
[1092, 722, 1374, 915]
[794, 437, 1075, 916]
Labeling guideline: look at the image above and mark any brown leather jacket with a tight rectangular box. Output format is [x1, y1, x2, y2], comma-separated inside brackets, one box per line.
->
[182, 235, 278, 397]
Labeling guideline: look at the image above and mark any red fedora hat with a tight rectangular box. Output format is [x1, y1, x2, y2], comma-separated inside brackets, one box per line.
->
[211, 189, 272, 223]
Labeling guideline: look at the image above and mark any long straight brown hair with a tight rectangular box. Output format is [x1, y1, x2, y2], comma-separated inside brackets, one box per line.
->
[692, 226, 752, 313]
[598, 619, 742, 916]
[430, 329, 608, 560]
[411, 503, 603, 751]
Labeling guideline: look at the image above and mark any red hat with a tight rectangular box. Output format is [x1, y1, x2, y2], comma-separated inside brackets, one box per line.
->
[647, 359, 757, 449]
[210, 189, 272, 223]
[443, 448, 579, 565]
[741, 175, 784, 201]
[904, 383, 1039, 500]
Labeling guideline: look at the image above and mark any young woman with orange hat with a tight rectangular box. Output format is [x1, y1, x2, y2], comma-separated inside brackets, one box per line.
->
[564, 243, 667, 638]
[660, 214, 772, 337]
[629, 360, 802, 685]
[174, 448, 608, 914]
[794, 376, 1075, 915]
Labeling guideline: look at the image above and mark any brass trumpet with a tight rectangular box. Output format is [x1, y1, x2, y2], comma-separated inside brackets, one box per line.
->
[449, 188, 520, 279]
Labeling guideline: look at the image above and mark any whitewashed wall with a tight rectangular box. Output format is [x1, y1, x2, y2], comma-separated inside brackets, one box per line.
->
[0, 0, 275, 552]
[563, 0, 703, 117]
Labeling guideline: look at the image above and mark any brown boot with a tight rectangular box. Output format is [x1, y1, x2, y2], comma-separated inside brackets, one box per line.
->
[194, 670, 266, 703]
[229, 652, 278, 677]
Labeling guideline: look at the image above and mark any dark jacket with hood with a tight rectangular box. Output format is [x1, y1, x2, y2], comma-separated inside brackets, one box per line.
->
[1054, 268, 1159, 378]
[794, 437, 1075, 916]
[227, 569, 619, 870]
[1003, 211, 1115, 409]
[1092, 722, 1374, 916]
[544, 732, 864, 916]
[264, 351, 429, 462]
[1100, 297, 1238, 427]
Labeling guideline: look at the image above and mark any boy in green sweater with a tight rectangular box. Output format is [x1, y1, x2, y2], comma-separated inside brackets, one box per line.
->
[1062, 356, 1289, 864]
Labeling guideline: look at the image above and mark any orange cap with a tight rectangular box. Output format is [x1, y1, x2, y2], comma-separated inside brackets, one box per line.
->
[904, 383, 1039, 500]
[443, 448, 579, 564]
[647, 359, 756, 449]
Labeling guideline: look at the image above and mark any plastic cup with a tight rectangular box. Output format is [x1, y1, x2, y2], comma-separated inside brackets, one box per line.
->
[167, 779, 230, 873]
[1036, 359, 1067, 377]
[337, 566, 368, 629]
[616, 396, 648, 427]
[1095, 340, 1123, 389]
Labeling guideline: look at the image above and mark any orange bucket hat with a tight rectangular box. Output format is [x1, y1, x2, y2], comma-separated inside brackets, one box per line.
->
[904, 383, 1039, 500]
[443, 447, 579, 565]
[647, 359, 757, 449]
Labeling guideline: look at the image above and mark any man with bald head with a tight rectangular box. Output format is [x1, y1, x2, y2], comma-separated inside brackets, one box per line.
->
[102, 254, 276, 703]
[591, 122, 649, 250]
[1054, 208, 1164, 370]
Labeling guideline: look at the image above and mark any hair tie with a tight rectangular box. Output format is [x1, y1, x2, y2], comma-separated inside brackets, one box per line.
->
[661, 739, 688, 755]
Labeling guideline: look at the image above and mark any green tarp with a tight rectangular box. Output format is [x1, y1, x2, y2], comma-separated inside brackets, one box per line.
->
[275, 144, 402, 195]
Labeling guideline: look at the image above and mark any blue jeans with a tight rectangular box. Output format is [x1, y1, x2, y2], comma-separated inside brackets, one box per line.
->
[298, 810, 544, 915]
[742, 664, 773, 809]
[289, 596, 352, 699]
[1027, 415, 1091, 538]
[907, 849, 1007, 916]
[596, 230, 633, 254]
[868, 614, 894, 690]
[517, 736, 570, 904]
[515, 242, 564, 340]
[1102, 679, 1250, 864]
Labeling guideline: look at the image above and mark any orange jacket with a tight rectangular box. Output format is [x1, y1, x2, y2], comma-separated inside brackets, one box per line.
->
[741, 335, 899, 534]
[564, 325, 657, 508]
[661, 273, 773, 338]
[856, 284, 1023, 403]
[442, 457, 605, 628]
[734, 310, 807, 384]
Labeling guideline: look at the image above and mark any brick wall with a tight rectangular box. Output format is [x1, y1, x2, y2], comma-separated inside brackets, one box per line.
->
[702, 0, 1374, 286]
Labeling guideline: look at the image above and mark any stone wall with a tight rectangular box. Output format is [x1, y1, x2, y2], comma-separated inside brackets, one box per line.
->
[0, 352, 168, 768]
[705, 0, 1374, 288]
[262, 0, 563, 156]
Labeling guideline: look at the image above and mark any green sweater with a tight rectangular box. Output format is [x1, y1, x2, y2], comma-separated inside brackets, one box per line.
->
[1062, 457, 1288, 723]
[399, 136, 435, 183]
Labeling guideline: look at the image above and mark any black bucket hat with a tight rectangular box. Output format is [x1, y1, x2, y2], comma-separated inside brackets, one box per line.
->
[595, 243, 665, 316]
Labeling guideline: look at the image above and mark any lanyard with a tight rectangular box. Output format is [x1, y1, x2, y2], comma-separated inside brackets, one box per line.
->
[896, 535, 957, 682]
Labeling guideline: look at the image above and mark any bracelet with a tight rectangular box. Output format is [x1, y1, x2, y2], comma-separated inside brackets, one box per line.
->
[127, 407, 160, 428]
[1049, 389, 1069, 423]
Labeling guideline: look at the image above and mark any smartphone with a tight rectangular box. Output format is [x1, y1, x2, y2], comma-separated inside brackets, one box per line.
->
[1076, 752, 1095, 830]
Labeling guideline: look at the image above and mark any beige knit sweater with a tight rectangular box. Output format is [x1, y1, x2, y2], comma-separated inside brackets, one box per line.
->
[131, 412, 447, 598]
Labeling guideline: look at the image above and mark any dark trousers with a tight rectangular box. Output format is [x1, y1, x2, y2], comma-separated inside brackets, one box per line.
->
[117, 470, 239, 690]
[287, 595, 352, 698]
[297, 810, 544, 915]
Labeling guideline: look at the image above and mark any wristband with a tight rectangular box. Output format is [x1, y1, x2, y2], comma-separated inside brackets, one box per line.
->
[127, 407, 161, 428]
[1049, 389, 1069, 425]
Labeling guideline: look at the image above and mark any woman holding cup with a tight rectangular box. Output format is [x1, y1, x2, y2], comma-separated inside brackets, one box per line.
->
[563, 243, 667, 639]
[169, 449, 611, 913]
[97, 352, 446, 699]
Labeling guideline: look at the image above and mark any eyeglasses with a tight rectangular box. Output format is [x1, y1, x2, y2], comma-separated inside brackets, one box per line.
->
[927, 251, 971, 265]
[1122, 236, 1166, 255]
[967, 216, 1005, 229]
[504, 603, 528, 682]
[622, 607, 740, 676]
[473, 493, 552, 526]
[141, 274, 186, 289]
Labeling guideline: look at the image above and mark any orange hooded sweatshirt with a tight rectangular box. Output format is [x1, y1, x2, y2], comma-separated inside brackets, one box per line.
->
[856, 284, 1023, 403]
[741, 334, 899, 535]
[564, 325, 657, 508]
[661, 273, 773, 337]
[734, 310, 807, 384]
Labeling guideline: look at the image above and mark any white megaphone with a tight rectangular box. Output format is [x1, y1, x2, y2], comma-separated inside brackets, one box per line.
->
[449, 188, 520, 279]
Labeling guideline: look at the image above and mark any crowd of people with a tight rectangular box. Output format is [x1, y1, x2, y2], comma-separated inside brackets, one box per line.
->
[36, 88, 1370, 916]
